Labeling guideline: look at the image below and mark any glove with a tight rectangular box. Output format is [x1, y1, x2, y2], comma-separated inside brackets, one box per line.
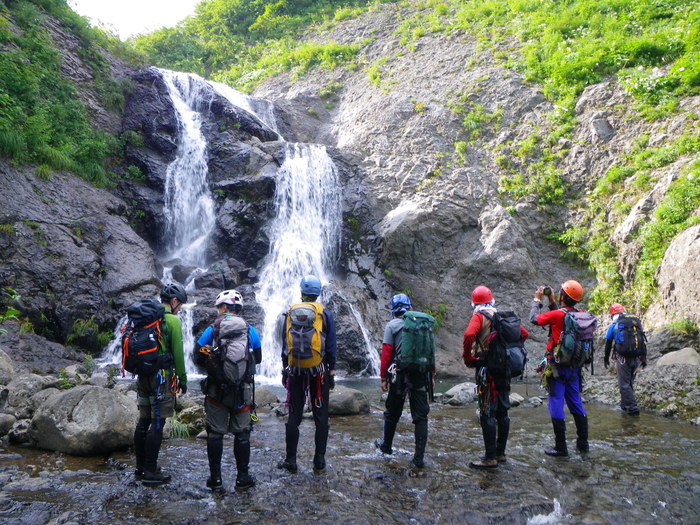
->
[641, 360, 647, 369]
[281, 368, 289, 387]
[179, 384, 187, 395]
[328, 373, 335, 390]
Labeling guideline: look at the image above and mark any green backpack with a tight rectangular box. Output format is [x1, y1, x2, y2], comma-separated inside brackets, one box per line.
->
[395, 311, 436, 372]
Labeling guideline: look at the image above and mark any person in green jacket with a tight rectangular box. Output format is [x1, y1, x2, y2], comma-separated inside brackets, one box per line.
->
[134, 283, 188, 485]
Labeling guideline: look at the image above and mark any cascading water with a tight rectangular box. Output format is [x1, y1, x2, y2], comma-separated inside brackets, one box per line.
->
[208, 80, 279, 136]
[159, 70, 216, 269]
[254, 143, 343, 380]
[100, 70, 216, 376]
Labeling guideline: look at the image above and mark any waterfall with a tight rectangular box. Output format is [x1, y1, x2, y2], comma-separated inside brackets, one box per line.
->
[159, 70, 216, 269]
[253, 143, 342, 379]
[99, 70, 216, 376]
[207, 80, 279, 136]
[101, 70, 377, 380]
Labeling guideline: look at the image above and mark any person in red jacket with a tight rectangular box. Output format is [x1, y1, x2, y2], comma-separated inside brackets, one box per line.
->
[528, 280, 589, 457]
[462, 286, 528, 469]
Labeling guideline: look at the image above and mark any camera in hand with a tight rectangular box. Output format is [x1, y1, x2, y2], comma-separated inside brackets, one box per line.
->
[543, 286, 552, 296]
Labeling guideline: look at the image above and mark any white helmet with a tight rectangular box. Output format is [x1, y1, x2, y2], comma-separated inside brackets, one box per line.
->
[215, 289, 243, 307]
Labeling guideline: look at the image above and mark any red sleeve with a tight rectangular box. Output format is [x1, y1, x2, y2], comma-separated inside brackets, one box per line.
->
[462, 313, 484, 368]
[520, 325, 529, 342]
[380, 343, 394, 380]
[537, 309, 565, 350]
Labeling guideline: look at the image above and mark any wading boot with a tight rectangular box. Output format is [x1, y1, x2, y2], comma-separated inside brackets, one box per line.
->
[206, 477, 223, 490]
[374, 438, 393, 455]
[470, 416, 498, 469]
[276, 458, 298, 473]
[544, 418, 569, 457]
[313, 454, 326, 472]
[573, 413, 589, 453]
[142, 470, 172, 485]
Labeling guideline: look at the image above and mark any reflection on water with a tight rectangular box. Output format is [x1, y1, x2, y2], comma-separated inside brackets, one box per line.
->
[0, 380, 698, 524]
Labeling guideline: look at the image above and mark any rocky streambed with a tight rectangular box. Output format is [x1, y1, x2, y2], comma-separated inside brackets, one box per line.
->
[1, 370, 699, 525]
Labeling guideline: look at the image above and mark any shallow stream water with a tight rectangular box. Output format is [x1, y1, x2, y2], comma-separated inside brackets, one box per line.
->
[1, 379, 698, 524]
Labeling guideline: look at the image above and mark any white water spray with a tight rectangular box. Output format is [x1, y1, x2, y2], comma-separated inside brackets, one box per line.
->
[159, 70, 216, 269]
[254, 143, 342, 379]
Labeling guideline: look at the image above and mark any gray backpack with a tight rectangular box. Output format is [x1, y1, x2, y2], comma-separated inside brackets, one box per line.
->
[214, 315, 250, 385]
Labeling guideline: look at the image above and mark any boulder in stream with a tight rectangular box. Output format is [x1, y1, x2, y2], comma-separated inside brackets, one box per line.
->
[28, 385, 137, 455]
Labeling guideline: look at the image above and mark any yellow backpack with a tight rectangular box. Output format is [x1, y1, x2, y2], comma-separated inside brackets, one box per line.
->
[286, 302, 325, 369]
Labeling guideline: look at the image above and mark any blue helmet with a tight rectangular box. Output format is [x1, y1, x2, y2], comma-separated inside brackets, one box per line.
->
[390, 293, 411, 314]
[300, 275, 322, 296]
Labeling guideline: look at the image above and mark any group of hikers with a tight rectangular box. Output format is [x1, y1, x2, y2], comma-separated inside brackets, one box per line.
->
[121, 275, 647, 490]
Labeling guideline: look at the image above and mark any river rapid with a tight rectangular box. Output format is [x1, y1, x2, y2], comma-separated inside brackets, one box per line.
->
[1, 380, 698, 525]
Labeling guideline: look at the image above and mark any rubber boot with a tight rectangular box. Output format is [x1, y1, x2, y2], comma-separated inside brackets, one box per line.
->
[277, 424, 298, 473]
[496, 415, 510, 463]
[411, 419, 428, 468]
[470, 416, 498, 469]
[234, 434, 255, 489]
[206, 432, 224, 490]
[143, 420, 171, 484]
[573, 413, 589, 453]
[545, 418, 569, 457]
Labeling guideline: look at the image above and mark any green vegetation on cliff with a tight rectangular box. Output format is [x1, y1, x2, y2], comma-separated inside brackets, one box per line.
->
[0, 0, 142, 185]
[133, 0, 381, 91]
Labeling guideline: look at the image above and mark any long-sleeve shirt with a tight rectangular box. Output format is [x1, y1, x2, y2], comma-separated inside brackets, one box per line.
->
[462, 310, 529, 368]
[161, 304, 187, 388]
[529, 300, 575, 355]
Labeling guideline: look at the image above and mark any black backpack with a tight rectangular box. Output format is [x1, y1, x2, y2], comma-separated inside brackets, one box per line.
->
[121, 299, 166, 376]
[614, 314, 647, 358]
[481, 311, 527, 378]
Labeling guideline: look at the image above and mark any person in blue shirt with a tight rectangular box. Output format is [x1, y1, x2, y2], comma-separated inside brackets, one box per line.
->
[277, 275, 337, 474]
[604, 303, 646, 416]
[193, 289, 262, 491]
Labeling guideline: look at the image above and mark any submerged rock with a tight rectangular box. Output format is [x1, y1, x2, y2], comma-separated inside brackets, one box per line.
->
[329, 385, 369, 415]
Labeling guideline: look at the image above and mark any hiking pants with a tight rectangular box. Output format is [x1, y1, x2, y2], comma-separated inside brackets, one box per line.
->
[383, 371, 430, 452]
[285, 369, 330, 460]
[548, 365, 586, 420]
[616, 357, 640, 413]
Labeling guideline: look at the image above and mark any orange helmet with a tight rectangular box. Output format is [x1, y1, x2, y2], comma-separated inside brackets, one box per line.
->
[560, 280, 583, 302]
[471, 285, 493, 305]
[609, 303, 625, 315]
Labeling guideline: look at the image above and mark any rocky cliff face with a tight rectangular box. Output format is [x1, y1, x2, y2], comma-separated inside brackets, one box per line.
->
[1, 4, 697, 375]
[253, 3, 699, 370]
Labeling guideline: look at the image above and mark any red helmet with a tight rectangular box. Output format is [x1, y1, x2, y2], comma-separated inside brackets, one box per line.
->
[609, 303, 625, 315]
[471, 285, 493, 305]
[560, 280, 583, 302]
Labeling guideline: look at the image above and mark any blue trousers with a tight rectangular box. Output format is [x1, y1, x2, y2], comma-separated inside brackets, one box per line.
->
[548, 365, 587, 419]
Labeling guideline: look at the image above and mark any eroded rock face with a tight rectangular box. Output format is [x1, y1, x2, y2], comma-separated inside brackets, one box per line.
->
[648, 225, 700, 330]
[0, 164, 161, 347]
[28, 385, 137, 455]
